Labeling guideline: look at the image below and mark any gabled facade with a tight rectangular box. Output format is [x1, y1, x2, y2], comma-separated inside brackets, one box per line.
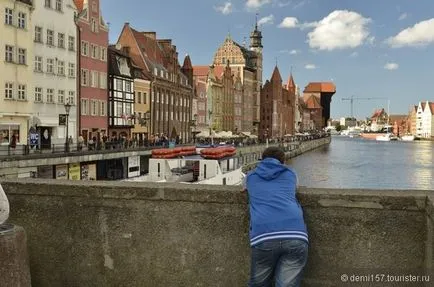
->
[32, 0, 78, 147]
[212, 22, 263, 134]
[116, 23, 194, 142]
[107, 45, 135, 139]
[304, 95, 323, 131]
[74, 0, 109, 143]
[416, 101, 434, 138]
[407, 105, 417, 135]
[259, 66, 295, 140]
[0, 0, 33, 146]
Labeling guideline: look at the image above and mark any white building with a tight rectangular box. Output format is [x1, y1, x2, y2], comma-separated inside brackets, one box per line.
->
[32, 0, 78, 147]
[416, 101, 434, 139]
[0, 0, 34, 147]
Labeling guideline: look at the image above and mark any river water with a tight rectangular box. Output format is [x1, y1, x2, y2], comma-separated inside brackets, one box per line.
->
[288, 136, 434, 190]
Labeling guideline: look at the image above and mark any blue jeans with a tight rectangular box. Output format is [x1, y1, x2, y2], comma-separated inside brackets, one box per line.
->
[249, 239, 308, 287]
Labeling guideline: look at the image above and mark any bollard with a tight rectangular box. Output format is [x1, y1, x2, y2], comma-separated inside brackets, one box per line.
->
[0, 224, 32, 287]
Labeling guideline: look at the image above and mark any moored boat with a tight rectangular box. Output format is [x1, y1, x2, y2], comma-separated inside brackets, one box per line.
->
[401, 135, 415, 142]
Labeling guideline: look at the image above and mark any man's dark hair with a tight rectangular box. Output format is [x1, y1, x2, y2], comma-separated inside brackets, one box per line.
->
[262, 147, 285, 164]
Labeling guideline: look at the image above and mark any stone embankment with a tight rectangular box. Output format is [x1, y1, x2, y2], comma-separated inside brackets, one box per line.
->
[242, 136, 331, 172]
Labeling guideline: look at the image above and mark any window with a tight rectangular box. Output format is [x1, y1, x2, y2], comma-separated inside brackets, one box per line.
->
[4, 83, 13, 99]
[68, 91, 75, 105]
[57, 61, 65, 76]
[35, 26, 43, 43]
[34, 87, 43, 102]
[68, 63, 75, 77]
[100, 47, 106, 61]
[18, 12, 25, 29]
[81, 69, 89, 86]
[58, 33, 65, 48]
[100, 100, 106, 116]
[68, 36, 75, 51]
[47, 30, 54, 46]
[99, 72, 107, 89]
[115, 79, 123, 90]
[81, 41, 88, 56]
[0, 124, 20, 144]
[5, 45, 13, 62]
[91, 18, 98, 32]
[18, 48, 26, 65]
[137, 92, 141, 103]
[45, 0, 51, 8]
[34, 56, 43, 72]
[17, 84, 26, 100]
[90, 70, 98, 87]
[91, 100, 98, 116]
[81, 99, 88, 115]
[58, 90, 64, 104]
[5, 8, 12, 25]
[91, 44, 98, 59]
[46, 89, 54, 103]
[143, 92, 147, 104]
[55, 0, 62, 11]
[125, 81, 131, 92]
[47, 58, 54, 73]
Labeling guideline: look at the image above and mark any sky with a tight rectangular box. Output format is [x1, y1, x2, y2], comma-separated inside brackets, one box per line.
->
[101, 0, 434, 119]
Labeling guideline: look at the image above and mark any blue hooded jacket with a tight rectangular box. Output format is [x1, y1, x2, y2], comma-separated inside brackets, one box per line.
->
[245, 158, 308, 246]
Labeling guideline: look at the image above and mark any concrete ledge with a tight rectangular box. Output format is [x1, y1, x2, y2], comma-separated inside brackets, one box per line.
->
[2, 180, 433, 286]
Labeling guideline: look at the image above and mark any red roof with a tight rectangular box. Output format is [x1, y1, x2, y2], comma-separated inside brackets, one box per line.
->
[73, 0, 84, 12]
[182, 55, 192, 69]
[304, 82, 336, 93]
[193, 66, 210, 77]
[429, 102, 434, 115]
[305, 95, 322, 109]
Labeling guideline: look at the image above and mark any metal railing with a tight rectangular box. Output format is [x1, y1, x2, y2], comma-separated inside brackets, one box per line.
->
[0, 133, 330, 160]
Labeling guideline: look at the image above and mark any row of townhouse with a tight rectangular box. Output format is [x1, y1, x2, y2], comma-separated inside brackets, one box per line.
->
[0, 0, 194, 149]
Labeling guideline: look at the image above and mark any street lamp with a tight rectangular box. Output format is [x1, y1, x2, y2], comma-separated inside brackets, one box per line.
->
[189, 114, 198, 143]
[64, 102, 71, 152]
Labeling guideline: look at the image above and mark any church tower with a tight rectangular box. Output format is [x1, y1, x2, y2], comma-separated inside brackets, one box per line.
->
[249, 16, 263, 127]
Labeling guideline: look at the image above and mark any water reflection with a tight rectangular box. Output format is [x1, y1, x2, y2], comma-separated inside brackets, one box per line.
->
[288, 137, 434, 190]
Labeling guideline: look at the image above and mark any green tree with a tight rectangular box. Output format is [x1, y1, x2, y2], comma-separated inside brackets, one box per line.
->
[335, 124, 342, 132]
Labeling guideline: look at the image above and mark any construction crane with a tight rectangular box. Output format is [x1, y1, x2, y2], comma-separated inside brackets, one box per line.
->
[341, 96, 389, 119]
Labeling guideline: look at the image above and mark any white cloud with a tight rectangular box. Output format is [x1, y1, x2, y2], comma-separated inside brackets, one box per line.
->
[246, 0, 271, 9]
[398, 13, 408, 21]
[384, 63, 399, 70]
[278, 17, 299, 29]
[307, 10, 372, 51]
[258, 15, 274, 26]
[277, 1, 291, 7]
[305, 64, 316, 69]
[290, 49, 300, 55]
[350, 51, 358, 57]
[214, 2, 233, 15]
[386, 18, 434, 48]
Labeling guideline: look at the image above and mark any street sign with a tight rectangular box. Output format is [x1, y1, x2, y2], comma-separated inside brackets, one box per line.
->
[59, 114, 67, 126]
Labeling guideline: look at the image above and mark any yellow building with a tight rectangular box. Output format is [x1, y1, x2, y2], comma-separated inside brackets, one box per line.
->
[0, 0, 34, 146]
[132, 77, 151, 143]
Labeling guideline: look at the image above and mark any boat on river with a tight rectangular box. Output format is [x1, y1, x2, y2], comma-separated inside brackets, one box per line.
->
[125, 146, 245, 185]
[401, 135, 415, 142]
[376, 133, 398, 142]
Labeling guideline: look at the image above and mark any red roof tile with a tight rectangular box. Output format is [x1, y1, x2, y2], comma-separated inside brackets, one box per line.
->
[73, 0, 84, 12]
[429, 102, 434, 115]
[304, 82, 336, 93]
[193, 66, 209, 77]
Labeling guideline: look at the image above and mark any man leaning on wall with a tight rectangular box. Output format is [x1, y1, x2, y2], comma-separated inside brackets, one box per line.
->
[243, 146, 309, 287]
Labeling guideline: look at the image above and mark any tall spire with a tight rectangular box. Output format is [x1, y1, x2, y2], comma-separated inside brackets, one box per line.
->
[250, 13, 263, 49]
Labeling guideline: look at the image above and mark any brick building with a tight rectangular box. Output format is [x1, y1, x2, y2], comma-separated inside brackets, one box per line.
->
[116, 23, 194, 142]
[212, 23, 263, 134]
[259, 66, 295, 140]
[303, 82, 336, 129]
[74, 0, 109, 143]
